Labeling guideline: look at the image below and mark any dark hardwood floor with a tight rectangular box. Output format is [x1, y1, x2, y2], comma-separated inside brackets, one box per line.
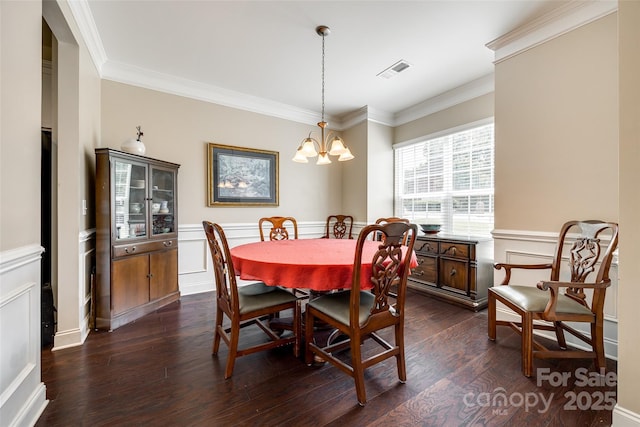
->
[37, 289, 616, 426]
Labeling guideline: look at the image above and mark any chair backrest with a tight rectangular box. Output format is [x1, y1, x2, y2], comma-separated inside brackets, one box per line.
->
[373, 217, 411, 244]
[202, 221, 239, 312]
[551, 220, 619, 308]
[351, 222, 417, 327]
[324, 214, 354, 239]
[259, 216, 298, 241]
[375, 217, 410, 226]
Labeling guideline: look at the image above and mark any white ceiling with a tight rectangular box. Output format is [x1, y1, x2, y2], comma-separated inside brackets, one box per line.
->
[82, 0, 571, 125]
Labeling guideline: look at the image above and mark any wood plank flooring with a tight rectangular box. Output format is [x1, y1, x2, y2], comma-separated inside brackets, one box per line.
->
[37, 289, 616, 426]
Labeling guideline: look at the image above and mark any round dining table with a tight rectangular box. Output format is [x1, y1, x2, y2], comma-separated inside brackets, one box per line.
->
[230, 238, 417, 292]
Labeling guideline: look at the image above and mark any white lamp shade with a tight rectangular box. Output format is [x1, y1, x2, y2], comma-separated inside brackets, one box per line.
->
[292, 149, 309, 163]
[300, 138, 318, 157]
[316, 152, 332, 165]
[328, 137, 347, 155]
[338, 147, 355, 161]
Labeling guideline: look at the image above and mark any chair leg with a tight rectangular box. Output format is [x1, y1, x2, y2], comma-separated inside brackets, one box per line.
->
[396, 322, 406, 383]
[522, 312, 533, 377]
[592, 321, 606, 371]
[488, 291, 496, 341]
[304, 308, 315, 365]
[351, 334, 367, 406]
[293, 301, 301, 359]
[212, 308, 223, 355]
[554, 321, 567, 349]
[224, 321, 240, 379]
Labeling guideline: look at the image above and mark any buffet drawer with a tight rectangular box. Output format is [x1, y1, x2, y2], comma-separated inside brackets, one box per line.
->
[439, 242, 470, 259]
[113, 238, 177, 258]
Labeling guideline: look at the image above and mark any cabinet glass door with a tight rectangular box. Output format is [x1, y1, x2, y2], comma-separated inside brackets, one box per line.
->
[114, 160, 148, 240]
[150, 167, 175, 236]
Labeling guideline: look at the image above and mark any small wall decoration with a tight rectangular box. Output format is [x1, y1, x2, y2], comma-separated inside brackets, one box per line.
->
[207, 143, 279, 206]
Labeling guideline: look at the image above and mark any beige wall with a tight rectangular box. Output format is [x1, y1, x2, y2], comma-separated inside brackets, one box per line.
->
[494, 14, 618, 232]
[342, 121, 368, 221]
[0, 0, 42, 251]
[394, 92, 494, 145]
[367, 121, 394, 221]
[100, 80, 344, 225]
[617, 0, 640, 420]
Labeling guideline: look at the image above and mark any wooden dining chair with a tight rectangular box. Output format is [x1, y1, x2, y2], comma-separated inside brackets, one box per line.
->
[259, 216, 298, 241]
[322, 214, 354, 239]
[305, 221, 418, 405]
[488, 220, 619, 377]
[374, 217, 411, 298]
[202, 221, 301, 379]
[374, 217, 410, 245]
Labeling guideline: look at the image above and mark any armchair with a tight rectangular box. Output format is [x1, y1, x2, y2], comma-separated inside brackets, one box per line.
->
[488, 220, 618, 377]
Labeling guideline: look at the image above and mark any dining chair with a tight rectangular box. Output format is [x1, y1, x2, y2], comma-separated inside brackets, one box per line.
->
[374, 217, 411, 298]
[305, 221, 418, 405]
[202, 221, 301, 379]
[259, 216, 298, 241]
[488, 220, 619, 377]
[374, 217, 410, 245]
[322, 214, 354, 239]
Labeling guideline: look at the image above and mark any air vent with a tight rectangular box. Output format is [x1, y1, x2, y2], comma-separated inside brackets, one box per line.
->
[377, 60, 412, 79]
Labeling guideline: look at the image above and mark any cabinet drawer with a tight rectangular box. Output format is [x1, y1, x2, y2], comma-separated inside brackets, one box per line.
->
[414, 240, 438, 255]
[440, 259, 468, 293]
[113, 238, 177, 258]
[411, 255, 437, 284]
[439, 242, 470, 259]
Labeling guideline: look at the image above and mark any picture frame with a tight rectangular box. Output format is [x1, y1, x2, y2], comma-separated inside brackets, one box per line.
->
[207, 143, 279, 206]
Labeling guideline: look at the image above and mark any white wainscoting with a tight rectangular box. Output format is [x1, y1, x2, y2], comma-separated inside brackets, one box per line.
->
[492, 228, 619, 359]
[177, 221, 368, 296]
[0, 244, 48, 427]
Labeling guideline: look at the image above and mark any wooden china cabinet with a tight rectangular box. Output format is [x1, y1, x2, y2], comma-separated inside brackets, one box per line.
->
[407, 234, 493, 311]
[95, 148, 180, 330]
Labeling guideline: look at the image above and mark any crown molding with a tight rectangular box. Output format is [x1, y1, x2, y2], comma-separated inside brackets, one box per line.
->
[101, 61, 327, 127]
[486, 0, 618, 63]
[393, 73, 495, 126]
[66, 0, 107, 73]
[336, 106, 395, 130]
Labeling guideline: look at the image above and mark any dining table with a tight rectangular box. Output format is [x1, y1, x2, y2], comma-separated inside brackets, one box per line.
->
[230, 237, 418, 352]
[230, 238, 418, 292]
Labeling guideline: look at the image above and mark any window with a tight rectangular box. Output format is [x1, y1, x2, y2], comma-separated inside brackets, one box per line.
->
[394, 121, 494, 236]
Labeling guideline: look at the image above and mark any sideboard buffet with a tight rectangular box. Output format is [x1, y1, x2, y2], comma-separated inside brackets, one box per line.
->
[408, 234, 493, 311]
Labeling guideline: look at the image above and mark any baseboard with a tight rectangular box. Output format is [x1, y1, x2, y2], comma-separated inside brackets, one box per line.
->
[180, 280, 215, 296]
[10, 383, 48, 427]
[613, 404, 640, 427]
[52, 327, 84, 351]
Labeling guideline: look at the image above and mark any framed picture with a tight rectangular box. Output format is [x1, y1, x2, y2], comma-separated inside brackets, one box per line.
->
[207, 143, 279, 206]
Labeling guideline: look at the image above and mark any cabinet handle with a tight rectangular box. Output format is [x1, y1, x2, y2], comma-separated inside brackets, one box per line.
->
[444, 246, 457, 255]
[413, 271, 424, 277]
[147, 273, 153, 278]
[163, 241, 173, 247]
[125, 246, 137, 254]
[417, 258, 425, 265]
[449, 269, 457, 276]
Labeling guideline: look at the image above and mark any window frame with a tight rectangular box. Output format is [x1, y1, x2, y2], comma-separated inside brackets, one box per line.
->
[393, 118, 495, 236]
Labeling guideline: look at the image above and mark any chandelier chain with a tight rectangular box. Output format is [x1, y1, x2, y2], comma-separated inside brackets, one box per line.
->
[321, 31, 325, 122]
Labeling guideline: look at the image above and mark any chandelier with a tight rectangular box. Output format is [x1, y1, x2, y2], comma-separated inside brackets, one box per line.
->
[292, 25, 354, 165]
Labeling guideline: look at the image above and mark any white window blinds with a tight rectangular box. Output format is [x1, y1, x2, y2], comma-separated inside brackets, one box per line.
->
[394, 122, 494, 236]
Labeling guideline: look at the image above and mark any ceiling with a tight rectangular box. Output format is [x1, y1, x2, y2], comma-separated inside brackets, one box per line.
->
[82, 0, 568, 125]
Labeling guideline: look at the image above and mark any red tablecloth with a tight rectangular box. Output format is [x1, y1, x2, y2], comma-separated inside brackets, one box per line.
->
[230, 239, 417, 291]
